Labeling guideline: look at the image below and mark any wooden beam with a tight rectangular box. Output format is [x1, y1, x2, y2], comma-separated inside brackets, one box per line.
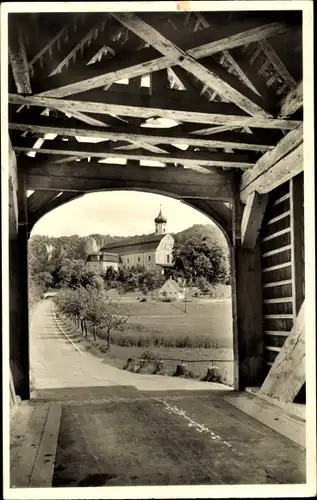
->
[259, 39, 297, 88]
[12, 137, 256, 168]
[112, 13, 271, 117]
[241, 143, 303, 202]
[125, 75, 169, 153]
[28, 25, 70, 68]
[9, 169, 30, 399]
[182, 21, 288, 58]
[259, 302, 305, 403]
[27, 190, 62, 214]
[49, 19, 106, 76]
[60, 109, 109, 127]
[28, 191, 85, 228]
[221, 48, 277, 111]
[240, 124, 303, 203]
[150, 69, 169, 94]
[9, 115, 279, 152]
[279, 80, 303, 118]
[9, 93, 301, 130]
[32, 21, 288, 98]
[232, 177, 264, 388]
[9, 28, 32, 94]
[34, 49, 173, 97]
[25, 160, 233, 199]
[9, 138, 19, 238]
[290, 173, 305, 316]
[241, 191, 268, 248]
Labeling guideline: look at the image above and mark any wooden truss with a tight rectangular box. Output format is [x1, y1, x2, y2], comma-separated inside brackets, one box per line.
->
[8, 11, 303, 234]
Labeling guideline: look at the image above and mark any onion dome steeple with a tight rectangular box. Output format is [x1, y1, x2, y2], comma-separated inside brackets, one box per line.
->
[154, 206, 167, 234]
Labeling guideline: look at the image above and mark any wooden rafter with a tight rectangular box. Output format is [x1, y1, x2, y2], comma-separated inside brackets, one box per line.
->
[9, 116, 279, 152]
[111, 13, 272, 117]
[219, 48, 277, 109]
[48, 18, 108, 76]
[259, 39, 297, 88]
[12, 137, 257, 169]
[279, 80, 303, 118]
[9, 29, 32, 94]
[28, 24, 71, 68]
[9, 93, 301, 130]
[30, 21, 288, 98]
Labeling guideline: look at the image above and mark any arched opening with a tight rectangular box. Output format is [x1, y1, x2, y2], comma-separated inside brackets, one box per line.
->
[28, 189, 235, 398]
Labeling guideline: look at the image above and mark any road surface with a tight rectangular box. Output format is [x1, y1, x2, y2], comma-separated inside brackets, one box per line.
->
[29, 299, 305, 486]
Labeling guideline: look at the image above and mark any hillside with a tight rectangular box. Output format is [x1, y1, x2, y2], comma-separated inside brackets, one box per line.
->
[29, 224, 229, 275]
[175, 224, 228, 250]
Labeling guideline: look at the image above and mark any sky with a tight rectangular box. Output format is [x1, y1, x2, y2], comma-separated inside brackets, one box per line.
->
[31, 190, 219, 238]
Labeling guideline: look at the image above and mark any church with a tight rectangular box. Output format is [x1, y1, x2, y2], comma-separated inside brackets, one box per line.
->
[86, 208, 175, 274]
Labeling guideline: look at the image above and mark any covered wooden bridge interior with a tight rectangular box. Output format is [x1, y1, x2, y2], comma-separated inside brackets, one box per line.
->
[7, 9, 305, 410]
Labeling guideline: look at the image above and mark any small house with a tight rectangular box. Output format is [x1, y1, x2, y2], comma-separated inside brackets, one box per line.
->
[159, 278, 185, 301]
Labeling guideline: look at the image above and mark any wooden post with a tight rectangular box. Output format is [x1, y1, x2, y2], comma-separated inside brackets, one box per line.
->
[259, 301, 305, 402]
[290, 172, 305, 316]
[233, 172, 264, 389]
[9, 167, 30, 400]
[241, 191, 268, 249]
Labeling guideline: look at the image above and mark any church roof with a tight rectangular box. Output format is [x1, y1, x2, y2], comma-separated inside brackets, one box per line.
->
[154, 208, 167, 224]
[100, 233, 167, 255]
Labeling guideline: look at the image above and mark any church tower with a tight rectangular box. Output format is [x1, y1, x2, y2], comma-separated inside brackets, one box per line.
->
[154, 206, 167, 235]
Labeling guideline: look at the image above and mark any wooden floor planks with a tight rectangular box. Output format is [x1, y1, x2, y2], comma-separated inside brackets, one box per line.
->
[10, 403, 61, 487]
[29, 404, 62, 487]
[224, 392, 305, 449]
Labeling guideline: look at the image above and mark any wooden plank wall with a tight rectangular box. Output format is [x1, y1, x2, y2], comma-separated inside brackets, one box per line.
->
[260, 172, 305, 378]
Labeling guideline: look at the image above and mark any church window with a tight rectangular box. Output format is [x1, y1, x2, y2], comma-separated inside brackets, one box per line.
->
[148, 255, 151, 261]
[167, 254, 170, 263]
[138, 257, 140, 262]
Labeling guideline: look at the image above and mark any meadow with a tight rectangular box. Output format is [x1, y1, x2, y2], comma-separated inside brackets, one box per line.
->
[110, 298, 233, 348]
[59, 296, 235, 385]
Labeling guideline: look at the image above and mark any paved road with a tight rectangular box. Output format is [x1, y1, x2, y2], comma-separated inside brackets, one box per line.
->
[29, 299, 305, 486]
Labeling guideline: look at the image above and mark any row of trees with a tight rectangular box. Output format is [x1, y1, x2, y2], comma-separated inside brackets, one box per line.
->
[54, 286, 128, 348]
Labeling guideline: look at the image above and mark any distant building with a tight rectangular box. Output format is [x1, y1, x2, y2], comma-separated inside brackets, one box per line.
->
[86, 207, 174, 274]
[158, 278, 185, 300]
[86, 252, 120, 273]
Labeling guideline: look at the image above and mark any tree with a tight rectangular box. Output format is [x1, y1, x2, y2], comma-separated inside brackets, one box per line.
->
[33, 271, 54, 289]
[54, 286, 129, 347]
[97, 301, 129, 349]
[172, 233, 229, 285]
[90, 274, 104, 291]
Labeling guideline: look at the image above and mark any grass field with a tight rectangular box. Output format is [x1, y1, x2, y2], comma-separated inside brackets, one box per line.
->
[59, 296, 235, 385]
[109, 298, 233, 348]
